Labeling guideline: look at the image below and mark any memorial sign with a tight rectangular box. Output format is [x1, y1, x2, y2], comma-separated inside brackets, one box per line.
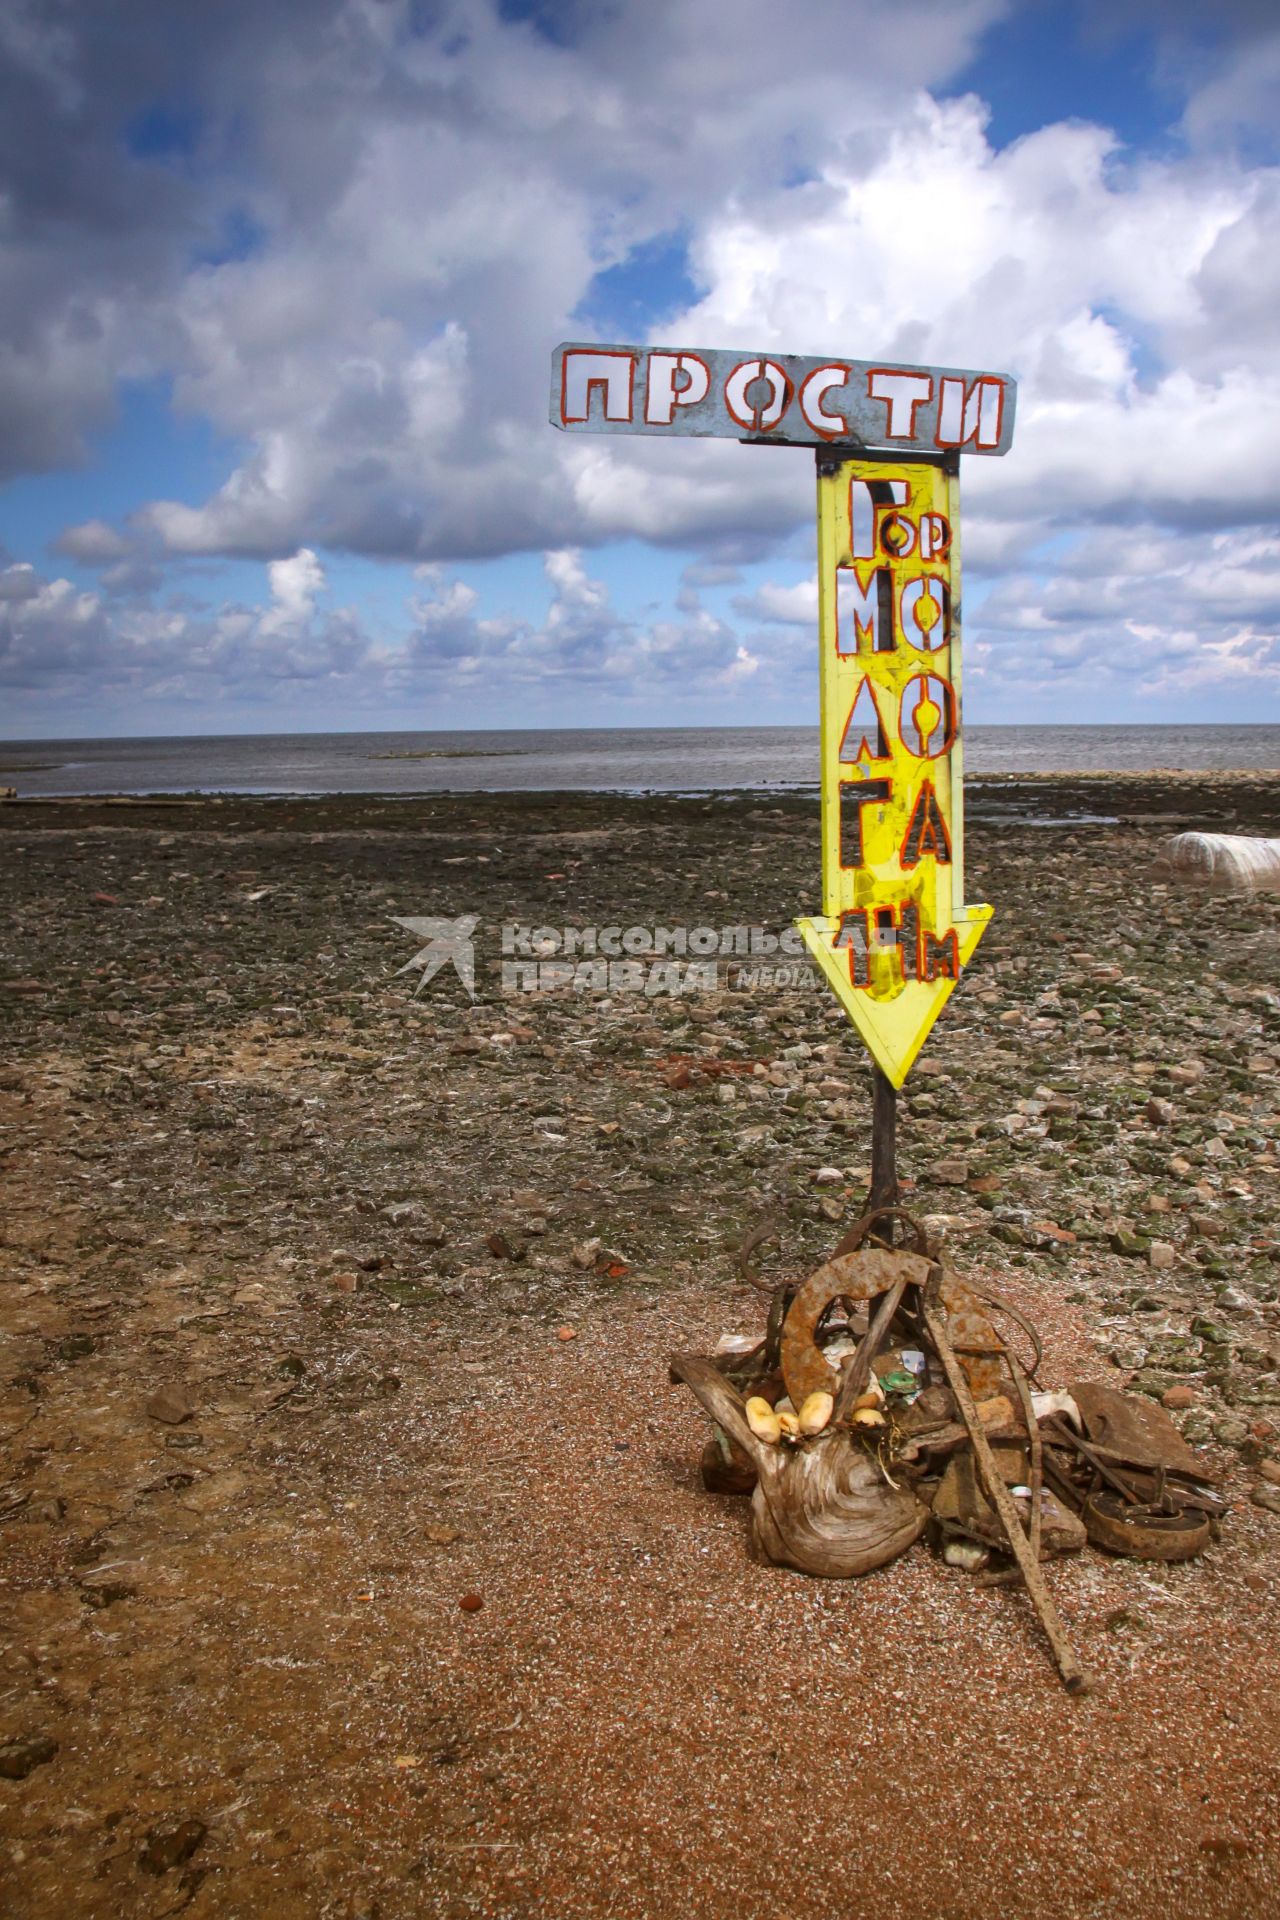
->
[793, 455, 991, 1086]
[549, 338, 1017, 1087]
[551, 342, 1015, 455]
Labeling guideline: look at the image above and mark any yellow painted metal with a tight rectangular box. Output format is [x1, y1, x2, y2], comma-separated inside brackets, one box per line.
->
[796, 456, 991, 1087]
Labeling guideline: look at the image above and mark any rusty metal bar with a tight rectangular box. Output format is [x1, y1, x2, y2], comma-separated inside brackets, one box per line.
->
[923, 1294, 1091, 1695]
[833, 1277, 908, 1426]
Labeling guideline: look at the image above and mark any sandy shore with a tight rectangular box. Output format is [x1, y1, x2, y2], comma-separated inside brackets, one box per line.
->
[2, 773, 1279, 1917]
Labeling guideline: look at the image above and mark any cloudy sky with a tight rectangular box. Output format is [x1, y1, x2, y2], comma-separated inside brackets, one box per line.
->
[1, 0, 1278, 738]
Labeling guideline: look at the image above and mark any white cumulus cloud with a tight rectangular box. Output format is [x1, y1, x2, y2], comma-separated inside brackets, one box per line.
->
[4, 0, 1280, 718]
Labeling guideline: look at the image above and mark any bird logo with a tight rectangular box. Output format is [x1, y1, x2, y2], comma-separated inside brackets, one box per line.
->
[390, 915, 479, 999]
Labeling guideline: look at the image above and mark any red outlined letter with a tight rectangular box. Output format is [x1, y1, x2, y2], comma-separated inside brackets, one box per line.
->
[868, 369, 933, 441]
[840, 776, 893, 869]
[799, 364, 851, 439]
[834, 909, 870, 988]
[899, 673, 956, 759]
[644, 352, 710, 425]
[919, 927, 961, 981]
[836, 565, 895, 655]
[935, 376, 1005, 449]
[873, 902, 920, 982]
[919, 512, 951, 561]
[849, 476, 908, 558]
[561, 350, 635, 425]
[899, 779, 953, 868]
[899, 574, 950, 653]
[839, 677, 890, 763]
[724, 358, 792, 432]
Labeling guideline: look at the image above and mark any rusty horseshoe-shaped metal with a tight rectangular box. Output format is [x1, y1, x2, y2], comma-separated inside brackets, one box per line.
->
[780, 1248, 1006, 1407]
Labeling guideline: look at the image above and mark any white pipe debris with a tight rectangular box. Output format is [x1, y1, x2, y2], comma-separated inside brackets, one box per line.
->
[1162, 832, 1280, 894]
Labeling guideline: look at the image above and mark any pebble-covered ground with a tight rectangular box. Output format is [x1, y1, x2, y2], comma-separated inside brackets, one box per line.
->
[1, 773, 1278, 1918]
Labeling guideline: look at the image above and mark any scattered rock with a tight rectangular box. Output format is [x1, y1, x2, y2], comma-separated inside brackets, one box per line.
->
[458, 1593, 484, 1613]
[1030, 1219, 1077, 1244]
[22, 1495, 66, 1523]
[5, 776, 1280, 1878]
[1149, 1240, 1176, 1269]
[0, 1734, 57, 1780]
[77, 1563, 140, 1608]
[145, 1386, 194, 1426]
[384, 1201, 420, 1224]
[1250, 1485, 1280, 1516]
[929, 1157, 970, 1186]
[181, 1469, 247, 1514]
[509, 1189, 549, 1214]
[1162, 1385, 1196, 1411]
[1199, 1833, 1249, 1860]
[139, 1818, 207, 1875]
[556, 1326, 577, 1342]
[485, 1228, 525, 1261]
[942, 1539, 990, 1572]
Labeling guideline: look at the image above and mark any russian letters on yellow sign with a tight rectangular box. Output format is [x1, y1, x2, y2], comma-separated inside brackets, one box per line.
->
[795, 458, 992, 1088]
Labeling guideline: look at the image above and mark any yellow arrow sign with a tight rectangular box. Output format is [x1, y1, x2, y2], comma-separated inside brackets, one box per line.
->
[795, 454, 991, 1088]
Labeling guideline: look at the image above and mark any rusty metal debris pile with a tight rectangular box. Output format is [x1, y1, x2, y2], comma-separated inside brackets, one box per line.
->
[671, 1211, 1226, 1693]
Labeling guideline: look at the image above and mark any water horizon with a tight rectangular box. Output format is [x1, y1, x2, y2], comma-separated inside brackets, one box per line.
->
[0, 721, 1277, 799]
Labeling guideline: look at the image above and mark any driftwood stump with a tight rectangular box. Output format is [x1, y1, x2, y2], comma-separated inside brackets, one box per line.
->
[671, 1354, 926, 1579]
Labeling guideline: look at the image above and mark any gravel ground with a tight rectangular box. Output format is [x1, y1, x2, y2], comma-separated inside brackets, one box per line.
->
[1, 775, 1279, 1918]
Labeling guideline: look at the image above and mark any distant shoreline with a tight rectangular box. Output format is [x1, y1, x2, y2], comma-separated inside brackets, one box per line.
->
[1, 723, 1276, 800]
[3, 765, 1280, 798]
[2, 767, 1278, 826]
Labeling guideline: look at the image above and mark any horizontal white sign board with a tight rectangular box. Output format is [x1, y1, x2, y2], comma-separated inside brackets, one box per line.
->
[550, 342, 1016, 456]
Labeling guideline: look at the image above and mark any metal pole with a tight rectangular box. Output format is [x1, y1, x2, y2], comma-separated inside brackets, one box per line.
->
[869, 1065, 899, 1218]
[830, 1065, 899, 1259]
